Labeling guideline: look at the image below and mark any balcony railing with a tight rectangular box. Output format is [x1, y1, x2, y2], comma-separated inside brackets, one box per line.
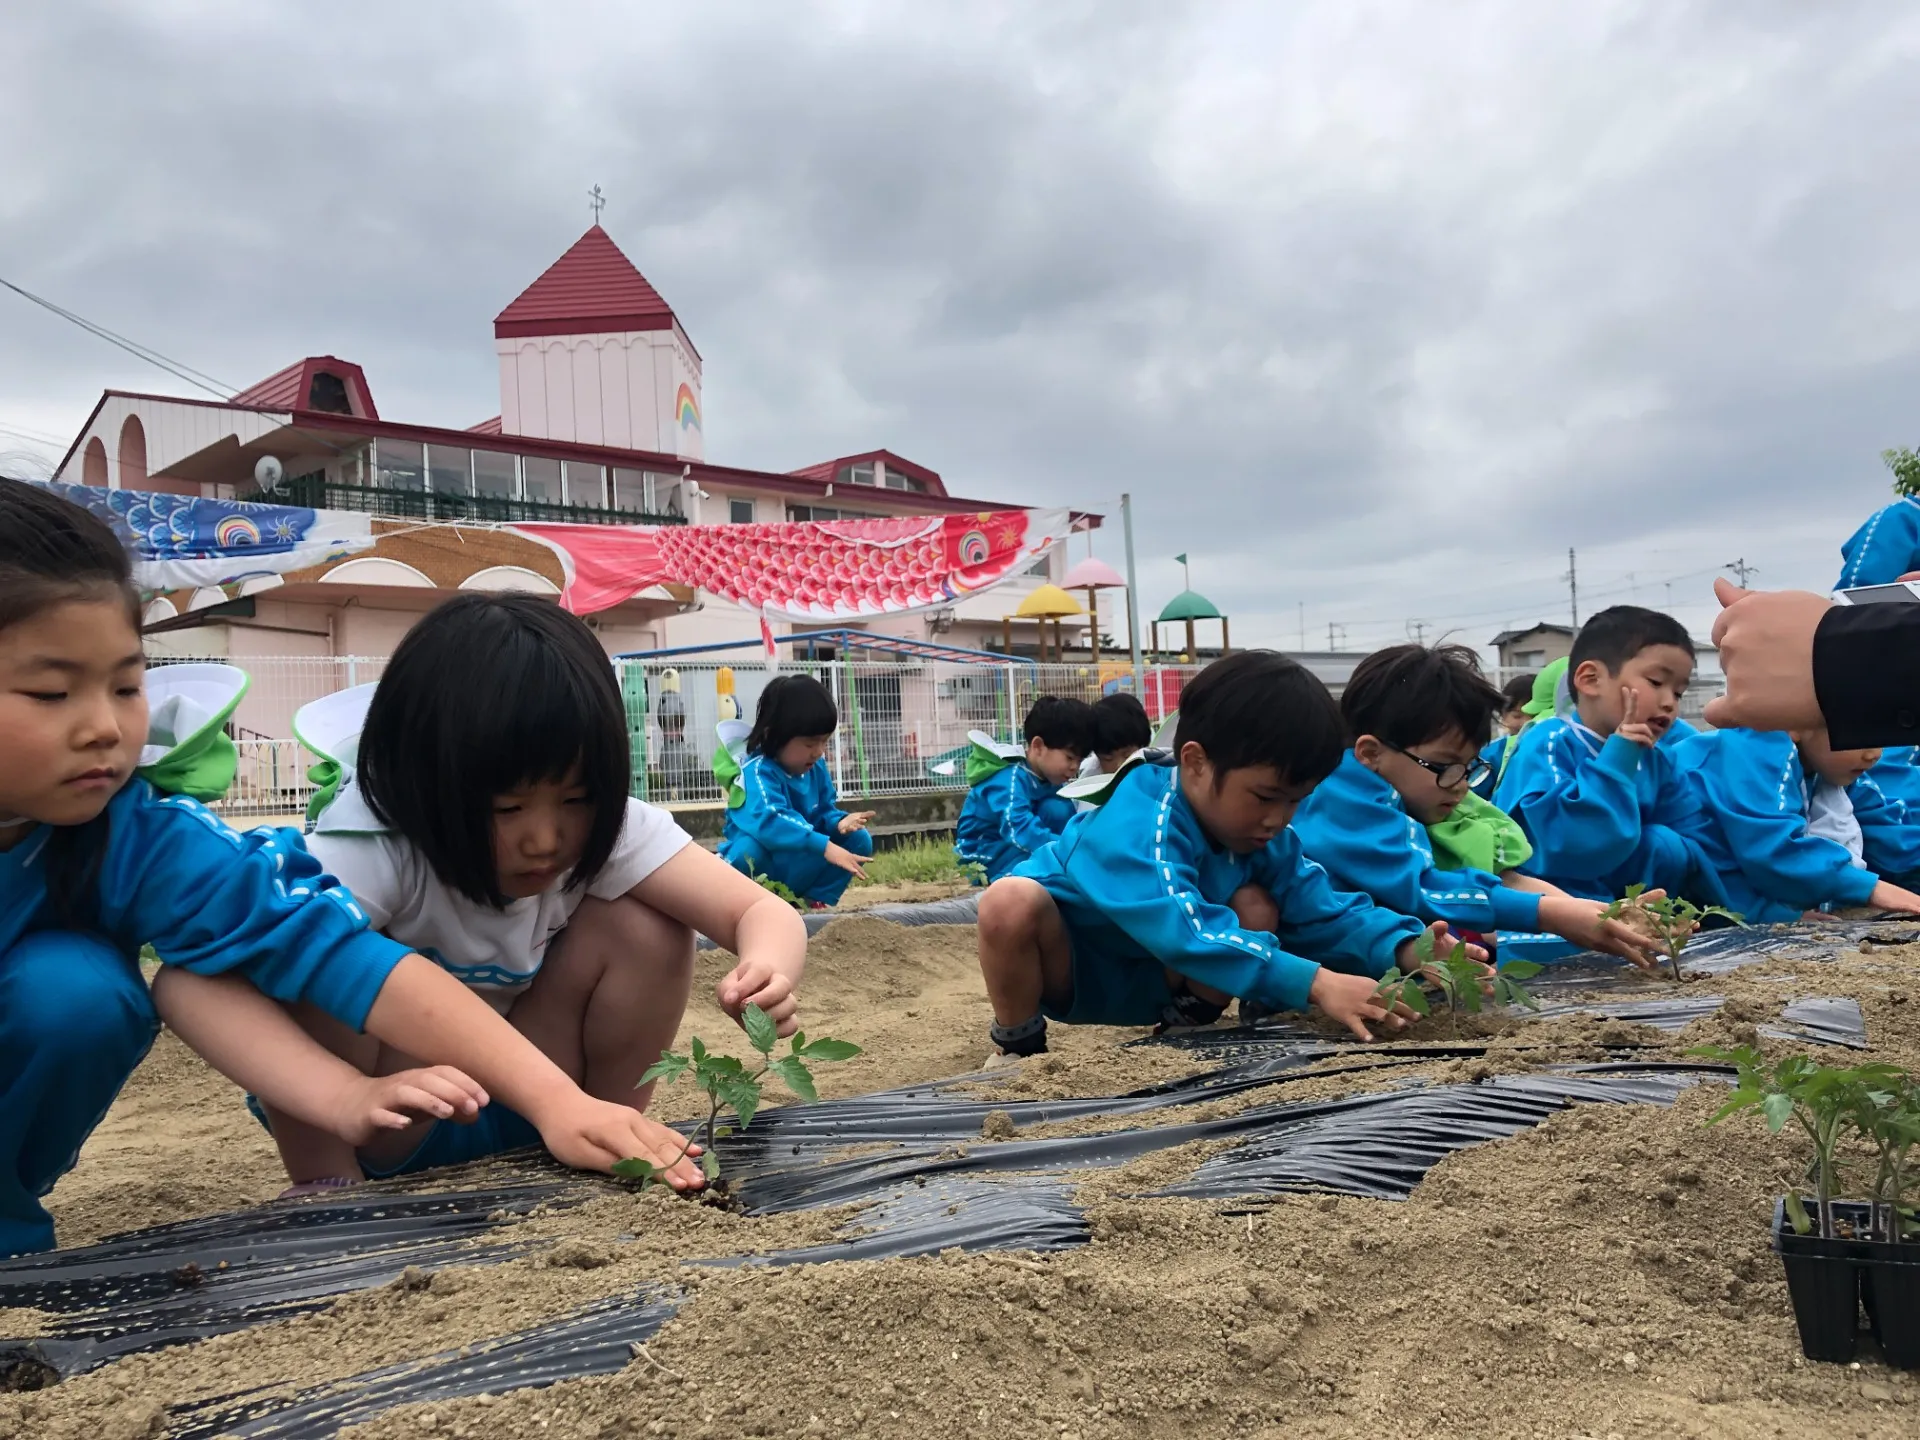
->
[242, 475, 686, 527]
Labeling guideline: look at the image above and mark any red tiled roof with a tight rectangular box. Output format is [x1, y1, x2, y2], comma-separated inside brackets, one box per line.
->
[230, 357, 378, 420]
[787, 449, 946, 496]
[494, 226, 679, 341]
[467, 416, 503, 435]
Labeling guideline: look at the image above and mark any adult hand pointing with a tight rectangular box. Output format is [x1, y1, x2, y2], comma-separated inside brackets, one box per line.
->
[1702, 579, 1830, 733]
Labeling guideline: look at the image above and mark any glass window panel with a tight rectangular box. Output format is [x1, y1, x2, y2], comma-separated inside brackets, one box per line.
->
[565, 462, 604, 507]
[373, 439, 424, 491]
[426, 446, 471, 495]
[523, 456, 561, 505]
[611, 468, 652, 513]
[729, 497, 755, 523]
[473, 450, 516, 498]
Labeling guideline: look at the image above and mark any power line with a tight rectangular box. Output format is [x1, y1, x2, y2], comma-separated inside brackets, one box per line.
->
[0, 276, 236, 400]
[1726, 557, 1758, 587]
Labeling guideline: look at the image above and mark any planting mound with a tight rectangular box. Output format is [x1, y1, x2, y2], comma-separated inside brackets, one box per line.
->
[5, 918, 1920, 1438]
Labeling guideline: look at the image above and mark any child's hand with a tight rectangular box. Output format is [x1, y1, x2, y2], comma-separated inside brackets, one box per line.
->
[536, 1095, 705, 1189]
[1868, 880, 1920, 915]
[1616, 688, 1657, 748]
[717, 956, 801, 1035]
[1538, 894, 1665, 969]
[837, 812, 875, 835]
[333, 1065, 488, 1146]
[1309, 968, 1415, 1042]
[823, 841, 868, 877]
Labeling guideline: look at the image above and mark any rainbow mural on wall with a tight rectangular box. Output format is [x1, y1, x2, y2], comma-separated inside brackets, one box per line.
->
[675, 383, 702, 432]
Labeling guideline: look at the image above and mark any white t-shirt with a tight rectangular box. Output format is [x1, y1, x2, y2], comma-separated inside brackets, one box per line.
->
[306, 779, 692, 1011]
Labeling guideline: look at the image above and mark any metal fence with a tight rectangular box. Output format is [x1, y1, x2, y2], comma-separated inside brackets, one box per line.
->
[149, 651, 1726, 819]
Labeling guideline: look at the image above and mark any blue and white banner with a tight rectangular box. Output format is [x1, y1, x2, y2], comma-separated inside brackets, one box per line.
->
[34, 481, 374, 592]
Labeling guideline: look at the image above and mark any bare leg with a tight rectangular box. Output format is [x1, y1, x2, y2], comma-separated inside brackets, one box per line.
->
[977, 877, 1074, 1026]
[506, 895, 696, 1113]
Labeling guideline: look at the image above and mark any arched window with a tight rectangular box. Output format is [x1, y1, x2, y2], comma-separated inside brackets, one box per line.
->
[82, 437, 108, 487]
[117, 415, 148, 489]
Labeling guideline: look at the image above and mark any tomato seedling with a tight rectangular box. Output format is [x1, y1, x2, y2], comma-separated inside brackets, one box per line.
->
[613, 1002, 860, 1188]
[1602, 884, 1741, 980]
[1690, 1044, 1912, 1238]
[744, 862, 806, 913]
[1372, 928, 1543, 1020]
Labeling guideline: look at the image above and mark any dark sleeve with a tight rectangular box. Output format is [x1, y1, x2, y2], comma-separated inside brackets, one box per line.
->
[1815, 606, 1920, 749]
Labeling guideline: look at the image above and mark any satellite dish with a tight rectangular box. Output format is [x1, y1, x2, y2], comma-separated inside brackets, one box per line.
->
[253, 455, 284, 492]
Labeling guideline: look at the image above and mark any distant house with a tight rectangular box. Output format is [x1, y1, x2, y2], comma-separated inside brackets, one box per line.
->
[1489, 623, 1576, 671]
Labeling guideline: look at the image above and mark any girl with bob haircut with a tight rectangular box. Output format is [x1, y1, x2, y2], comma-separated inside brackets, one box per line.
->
[173, 592, 810, 1192]
[719, 674, 875, 906]
[0, 480, 584, 1253]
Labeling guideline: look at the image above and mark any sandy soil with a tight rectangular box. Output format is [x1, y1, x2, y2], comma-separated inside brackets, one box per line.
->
[5, 919, 1920, 1439]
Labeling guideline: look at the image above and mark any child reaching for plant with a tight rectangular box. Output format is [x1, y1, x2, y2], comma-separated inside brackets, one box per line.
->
[1670, 724, 1920, 924]
[0, 481, 615, 1254]
[1292, 644, 1670, 967]
[717, 674, 875, 907]
[176, 592, 811, 1193]
[976, 651, 1489, 1056]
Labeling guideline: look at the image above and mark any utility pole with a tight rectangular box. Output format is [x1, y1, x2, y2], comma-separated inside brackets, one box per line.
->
[1726, 557, 1757, 588]
[1327, 623, 1348, 651]
[1298, 600, 1306, 650]
[1121, 493, 1144, 694]
[1565, 547, 1579, 627]
[1407, 620, 1430, 644]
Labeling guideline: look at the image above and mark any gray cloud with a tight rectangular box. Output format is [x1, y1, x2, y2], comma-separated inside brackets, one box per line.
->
[5, 0, 1920, 653]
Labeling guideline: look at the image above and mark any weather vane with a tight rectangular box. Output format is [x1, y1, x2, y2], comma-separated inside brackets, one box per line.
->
[588, 184, 606, 222]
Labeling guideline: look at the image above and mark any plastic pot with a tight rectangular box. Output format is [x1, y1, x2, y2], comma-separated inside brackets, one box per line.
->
[1773, 1197, 1920, 1369]
[1773, 1197, 1864, 1364]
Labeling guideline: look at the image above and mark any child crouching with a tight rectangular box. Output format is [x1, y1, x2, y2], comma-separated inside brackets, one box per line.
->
[975, 652, 1485, 1056]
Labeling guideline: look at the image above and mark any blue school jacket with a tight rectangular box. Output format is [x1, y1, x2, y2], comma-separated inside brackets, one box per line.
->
[1850, 747, 1920, 881]
[955, 764, 1075, 881]
[1838, 499, 1920, 590]
[1673, 728, 1879, 924]
[1492, 716, 1717, 901]
[1293, 753, 1542, 933]
[1016, 760, 1422, 1013]
[721, 754, 847, 859]
[0, 780, 408, 1029]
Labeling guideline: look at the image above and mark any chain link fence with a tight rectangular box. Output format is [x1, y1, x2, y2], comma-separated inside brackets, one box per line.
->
[148, 651, 1723, 820]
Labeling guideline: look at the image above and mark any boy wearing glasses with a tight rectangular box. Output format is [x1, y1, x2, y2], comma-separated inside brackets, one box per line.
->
[1492, 607, 1722, 905]
[1293, 645, 1666, 966]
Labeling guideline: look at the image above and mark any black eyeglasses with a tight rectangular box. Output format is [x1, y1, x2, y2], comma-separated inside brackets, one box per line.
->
[1386, 744, 1492, 791]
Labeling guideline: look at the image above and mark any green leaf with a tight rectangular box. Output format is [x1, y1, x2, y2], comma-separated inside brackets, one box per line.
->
[639, 1053, 691, 1089]
[798, 1037, 863, 1063]
[1498, 959, 1544, 980]
[1413, 928, 1438, 966]
[727, 1079, 763, 1131]
[1785, 1191, 1812, 1235]
[742, 1002, 778, 1055]
[1400, 984, 1431, 1017]
[711, 1124, 734, 1140]
[769, 1055, 820, 1103]
[1763, 1092, 1795, 1133]
[790, 1030, 807, 1055]
[700, 1053, 750, 1078]
[611, 1157, 657, 1181]
[690, 1036, 707, 1063]
[700, 1149, 722, 1183]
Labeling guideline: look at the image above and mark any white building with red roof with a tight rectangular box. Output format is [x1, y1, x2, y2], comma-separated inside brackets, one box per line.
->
[51, 225, 1100, 663]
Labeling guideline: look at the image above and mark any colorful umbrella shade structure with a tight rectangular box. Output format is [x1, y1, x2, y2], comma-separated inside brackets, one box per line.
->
[1060, 558, 1127, 664]
[1154, 589, 1229, 659]
[1006, 583, 1085, 661]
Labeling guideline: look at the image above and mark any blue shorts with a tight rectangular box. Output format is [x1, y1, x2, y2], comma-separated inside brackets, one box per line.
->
[247, 1095, 542, 1178]
[1042, 904, 1180, 1027]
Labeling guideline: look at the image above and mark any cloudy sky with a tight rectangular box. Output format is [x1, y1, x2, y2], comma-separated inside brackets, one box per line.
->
[5, 0, 1919, 655]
